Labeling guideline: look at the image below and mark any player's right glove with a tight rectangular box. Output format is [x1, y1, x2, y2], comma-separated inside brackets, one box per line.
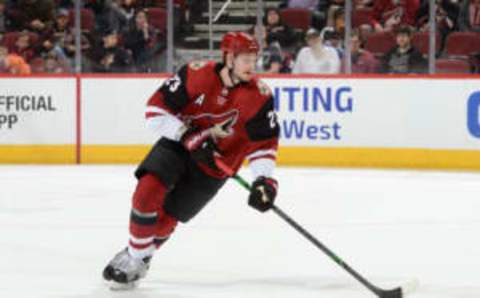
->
[180, 127, 218, 169]
[248, 176, 278, 212]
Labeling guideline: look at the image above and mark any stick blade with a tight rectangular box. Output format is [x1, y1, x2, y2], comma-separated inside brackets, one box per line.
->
[379, 287, 402, 298]
[379, 278, 419, 298]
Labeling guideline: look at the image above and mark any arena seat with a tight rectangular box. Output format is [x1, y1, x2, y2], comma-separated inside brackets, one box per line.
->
[30, 57, 45, 73]
[364, 31, 395, 57]
[68, 8, 95, 32]
[279, 8, 311, 31]
[444, 32, 480, 58]
[412, 31, 441, 56]
[2, 32, 39, 52]
[435, 59, 471, 74]
[146, 8, 167, 33]
[352, 8, 372, 28]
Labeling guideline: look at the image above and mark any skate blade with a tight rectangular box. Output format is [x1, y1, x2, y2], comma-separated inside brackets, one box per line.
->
[106, 280, 139, 291]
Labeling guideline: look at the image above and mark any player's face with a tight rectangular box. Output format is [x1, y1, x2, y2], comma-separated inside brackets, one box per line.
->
[232, 52, 257, 82]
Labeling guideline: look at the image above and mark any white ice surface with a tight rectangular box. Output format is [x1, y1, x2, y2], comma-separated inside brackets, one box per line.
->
[0, 166, 479, 298]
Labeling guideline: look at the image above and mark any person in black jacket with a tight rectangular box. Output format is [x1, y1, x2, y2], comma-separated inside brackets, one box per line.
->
[253, 8, 296, 49]
[123, 9, 159, 72]
[416, 0, 459, 47]
[381, 26, 427, 74]
[92, 29, 132, 73]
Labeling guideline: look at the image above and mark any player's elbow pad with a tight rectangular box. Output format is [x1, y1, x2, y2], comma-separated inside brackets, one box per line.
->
[146, 114, 185, 141]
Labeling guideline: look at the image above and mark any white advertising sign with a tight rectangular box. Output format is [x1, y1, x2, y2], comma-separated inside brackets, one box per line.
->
[82, 77, 480, 150]
[82, 77, 164, 144]
[265, 78, 480, 149]
[0, 78, 76, 144]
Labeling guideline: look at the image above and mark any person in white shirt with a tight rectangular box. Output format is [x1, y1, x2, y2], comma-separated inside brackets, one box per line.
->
[293, 28, 341, 74]
[287, 0, 318, 10]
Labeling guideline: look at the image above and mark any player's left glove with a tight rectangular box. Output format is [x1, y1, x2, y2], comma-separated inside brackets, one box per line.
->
[180, 117, 235, 170]
[248, 176, 278, 212]
[181, 127, 219, 169]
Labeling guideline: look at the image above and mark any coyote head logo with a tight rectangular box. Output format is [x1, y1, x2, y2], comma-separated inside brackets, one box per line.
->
[183, 109, 239, 138]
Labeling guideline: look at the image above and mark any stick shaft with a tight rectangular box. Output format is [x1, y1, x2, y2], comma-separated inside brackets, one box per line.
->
[227, 171, 382, 296]
[270, 205, 381, 295]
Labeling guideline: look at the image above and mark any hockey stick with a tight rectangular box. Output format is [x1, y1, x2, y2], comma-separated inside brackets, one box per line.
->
[215, 159, 418, 298]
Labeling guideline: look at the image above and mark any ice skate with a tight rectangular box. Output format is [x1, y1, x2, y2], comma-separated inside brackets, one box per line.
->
[102, 248, 152, 290]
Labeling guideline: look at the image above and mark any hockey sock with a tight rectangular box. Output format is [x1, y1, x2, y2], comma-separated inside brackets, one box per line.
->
[128, 174, 167, 259]
[153, 211, 178, 249]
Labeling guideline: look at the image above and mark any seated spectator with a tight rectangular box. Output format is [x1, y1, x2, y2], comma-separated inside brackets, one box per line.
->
[322, 26, 344, 58]
[85, 0, 137, 33]
[84, 0, 111, 31]
[0, 46, 31, 74]
[262, 43, 292, 73]
[327, 0, 344, 28]
[416, 0, 458, 38]
[109, 0, 138, 33]
[15, 0, 55, 32]
[293, 28, 341, 73]
[333, 8, 345, 37]
[324, 10, 346, 57]
[50, 9, 76, 58]
[253, 8, 296, 49]
[264, 54, 283, 73]
[11, 31, 36, 62]
[370, 0, 420, 32]
[380, 26, 427, 73]
[44, 50, 70, 73]
[91, 29, 132, 73]
[343, 30, 379, 73]
[34, 9, 67, 59]
[46, 9, 90, 65]
[123, 9, 157, 72]
[458, 0, 480, 32]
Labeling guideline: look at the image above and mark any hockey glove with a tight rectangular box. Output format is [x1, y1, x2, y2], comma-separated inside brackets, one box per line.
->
[181, 127, 218, 169]
[248, 176, 278, 212]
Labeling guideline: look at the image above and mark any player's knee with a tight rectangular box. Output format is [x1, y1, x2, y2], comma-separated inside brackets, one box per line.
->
[132, 174, 167, 212]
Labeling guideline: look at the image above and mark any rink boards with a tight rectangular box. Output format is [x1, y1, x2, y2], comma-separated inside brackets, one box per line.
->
[1, 74, 479, 170]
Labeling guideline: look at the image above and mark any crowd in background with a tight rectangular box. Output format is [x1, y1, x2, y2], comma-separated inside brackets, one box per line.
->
[0, 0, 183, 74]
[0, 0, 479, 74]
[262, 0, 480, 74]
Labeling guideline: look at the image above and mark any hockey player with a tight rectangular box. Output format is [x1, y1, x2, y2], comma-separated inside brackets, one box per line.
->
[102, 32, 280, 288]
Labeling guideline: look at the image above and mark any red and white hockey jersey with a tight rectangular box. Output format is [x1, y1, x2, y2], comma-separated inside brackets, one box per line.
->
[145, 61, 279, 179]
